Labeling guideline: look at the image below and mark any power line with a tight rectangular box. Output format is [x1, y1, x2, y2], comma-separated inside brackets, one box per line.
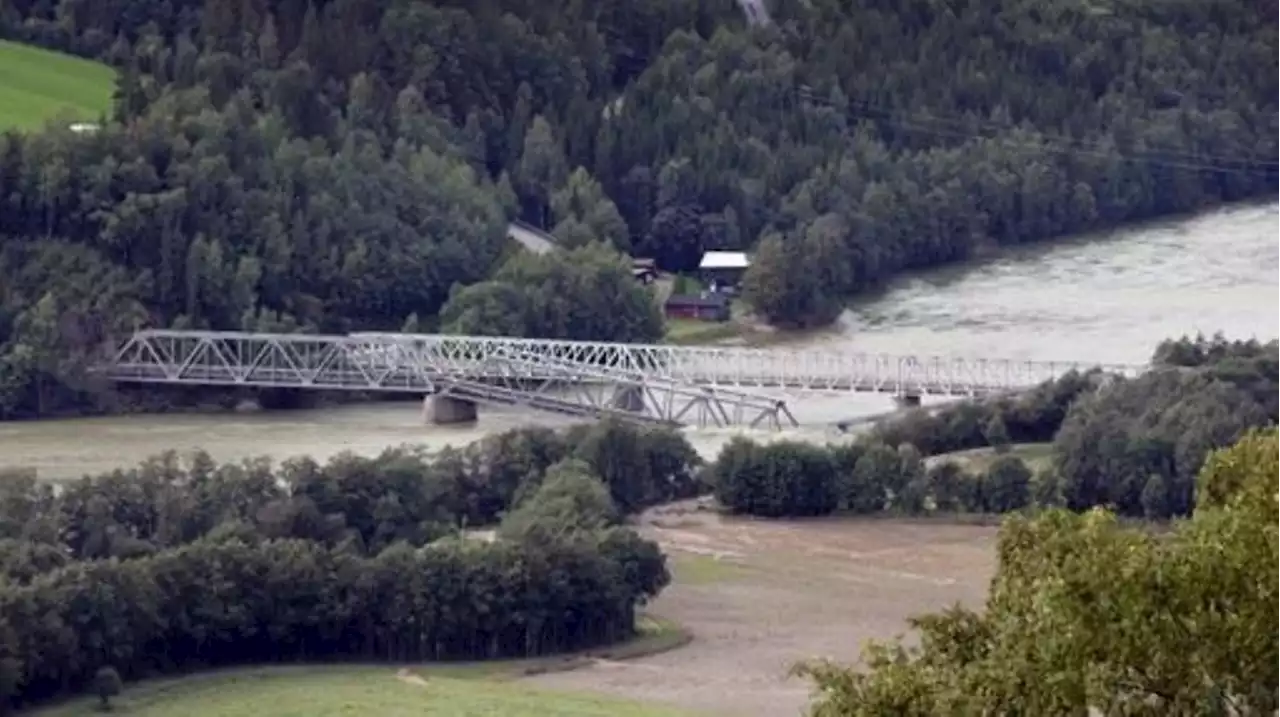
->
[794, 86, 1278, 177]
[842, 95, 1277, 170]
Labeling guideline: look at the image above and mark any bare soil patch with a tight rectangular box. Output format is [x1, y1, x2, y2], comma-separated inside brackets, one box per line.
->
[523, 501, 999, 717]
[394, 667, 430, 686]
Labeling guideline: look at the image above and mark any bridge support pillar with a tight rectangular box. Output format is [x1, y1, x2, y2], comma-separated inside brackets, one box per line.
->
[423, 395, 478, 425]
[610, 385, 646, 413]
[894, 392, 922, 408]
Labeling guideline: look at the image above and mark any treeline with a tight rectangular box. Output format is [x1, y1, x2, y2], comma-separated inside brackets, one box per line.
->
[711, 365, 1099, 517]
[0, 420, 701, 710]
[714, 335, 1278, 520]
[2, 0, 1277, 416]
[712, 436, 1037, 518]
[0, 0, 674, 418]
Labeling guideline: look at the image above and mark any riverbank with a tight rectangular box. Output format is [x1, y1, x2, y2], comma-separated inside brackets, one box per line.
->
[3, 203, 1274, 483]
[0, 402, 859, 483]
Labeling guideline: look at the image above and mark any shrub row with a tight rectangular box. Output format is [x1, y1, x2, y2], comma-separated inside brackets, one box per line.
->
[710, 438, 1037, 518]
[714, 336, 1278, 521]
[0, 529, 666, 709]
[0, 421, 702, 573]
[870, 370, 1099, 456]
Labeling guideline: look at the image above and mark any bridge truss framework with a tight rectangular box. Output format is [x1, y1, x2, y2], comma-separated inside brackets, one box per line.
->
[344, 332, 1143, 394]
[104, 330, 803, 429]
[103, 330, 1145, 427]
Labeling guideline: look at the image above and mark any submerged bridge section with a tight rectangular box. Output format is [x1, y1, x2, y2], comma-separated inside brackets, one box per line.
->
[104, 330, 802, 429]
[103, 330, 1144, 428]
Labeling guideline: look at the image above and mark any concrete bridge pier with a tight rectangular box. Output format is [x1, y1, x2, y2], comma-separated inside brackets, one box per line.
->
[423, 394, 478, 424]
[894, 392, 922, 408]
[610, 385, 646, 413]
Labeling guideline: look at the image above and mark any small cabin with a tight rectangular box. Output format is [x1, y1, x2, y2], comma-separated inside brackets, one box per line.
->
[664, 292, 731, 323]
[698, 251, 750, 292]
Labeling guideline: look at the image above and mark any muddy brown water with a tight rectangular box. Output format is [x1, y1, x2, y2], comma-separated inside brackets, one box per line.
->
[1, 203, 1275, 481]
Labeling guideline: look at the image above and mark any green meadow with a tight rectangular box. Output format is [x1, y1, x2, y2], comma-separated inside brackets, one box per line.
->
[0, 40, 115, 131]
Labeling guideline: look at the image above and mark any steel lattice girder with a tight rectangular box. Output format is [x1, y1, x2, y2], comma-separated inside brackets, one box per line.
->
[441, 359, 786, 429]
[484, 344, 798, 429]
[104, 331, 799, 429]
[108, 330, 1147, 397]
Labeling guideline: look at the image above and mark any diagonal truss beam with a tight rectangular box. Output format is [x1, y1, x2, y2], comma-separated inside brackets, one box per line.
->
[349, 332, 1145, 395]
[103, 330, 1148, 415]
[480, 343, 798, 430]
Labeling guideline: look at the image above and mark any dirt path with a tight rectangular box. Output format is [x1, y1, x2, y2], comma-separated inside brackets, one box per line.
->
[394, 668, 429, 687]
[522, 503, 998, 716]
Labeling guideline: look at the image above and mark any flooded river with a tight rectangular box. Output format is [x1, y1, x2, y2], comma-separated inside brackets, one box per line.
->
[807, 202, 1279, 364]
[2, 203, 1276, 481]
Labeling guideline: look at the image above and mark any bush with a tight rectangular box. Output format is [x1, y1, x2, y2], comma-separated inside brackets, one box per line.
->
[712, 439, 838, 517]
[499, 459, 620, 545]
[872, 371, 1102, 455]
[983, 415, 1012, 454]
[568, 420, 704, 513]
[847, 442, 897, 513]
[1028, 468, 1064, 508]
[927, 462, 974, 512]
[713, 437, 1001, 518]
[1053, 369, 1268, 518]
[93, 666, 121, 711]
[980, 456, 1032, 513]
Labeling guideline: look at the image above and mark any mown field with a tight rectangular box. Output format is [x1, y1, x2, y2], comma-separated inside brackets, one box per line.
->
[0, 40, 115, 131]
[29, 664, 694, 717]
[29, 615, 691, 716]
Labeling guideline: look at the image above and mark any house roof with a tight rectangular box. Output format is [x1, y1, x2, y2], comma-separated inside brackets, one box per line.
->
[699, 251, 750, 270]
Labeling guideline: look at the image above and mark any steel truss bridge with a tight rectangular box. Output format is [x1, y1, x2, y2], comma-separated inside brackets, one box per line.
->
[103, 330, 1145, 429]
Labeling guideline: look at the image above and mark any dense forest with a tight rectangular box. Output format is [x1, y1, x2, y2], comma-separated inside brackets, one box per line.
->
[0, 0, 1276, 417]
[715, 335, 1278, 520]
[0, 419, 701, 710]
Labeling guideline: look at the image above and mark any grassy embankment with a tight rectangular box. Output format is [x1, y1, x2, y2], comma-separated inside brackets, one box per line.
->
[657, 275, 758, 346]
[30, 617, 694, 716]
[926, 442, 1055, 475]
[0, 40, 115, 131]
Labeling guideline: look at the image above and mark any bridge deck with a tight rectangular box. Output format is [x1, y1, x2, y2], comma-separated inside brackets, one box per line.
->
[104, 330, 1146, 398]
[105, 330, 815, 429]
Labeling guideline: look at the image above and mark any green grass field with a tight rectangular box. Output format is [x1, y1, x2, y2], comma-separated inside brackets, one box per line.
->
[929, 442, 1055, 474]
[0, 40, 115, 131]
[663, 317, 741, 345]
[668, 552, 751, 585]
[30, 617, 694, 717]
[29, 666, 691, 717]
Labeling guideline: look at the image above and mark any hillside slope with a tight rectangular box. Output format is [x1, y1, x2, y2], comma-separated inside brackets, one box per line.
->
[0, 0, 1275, 416]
